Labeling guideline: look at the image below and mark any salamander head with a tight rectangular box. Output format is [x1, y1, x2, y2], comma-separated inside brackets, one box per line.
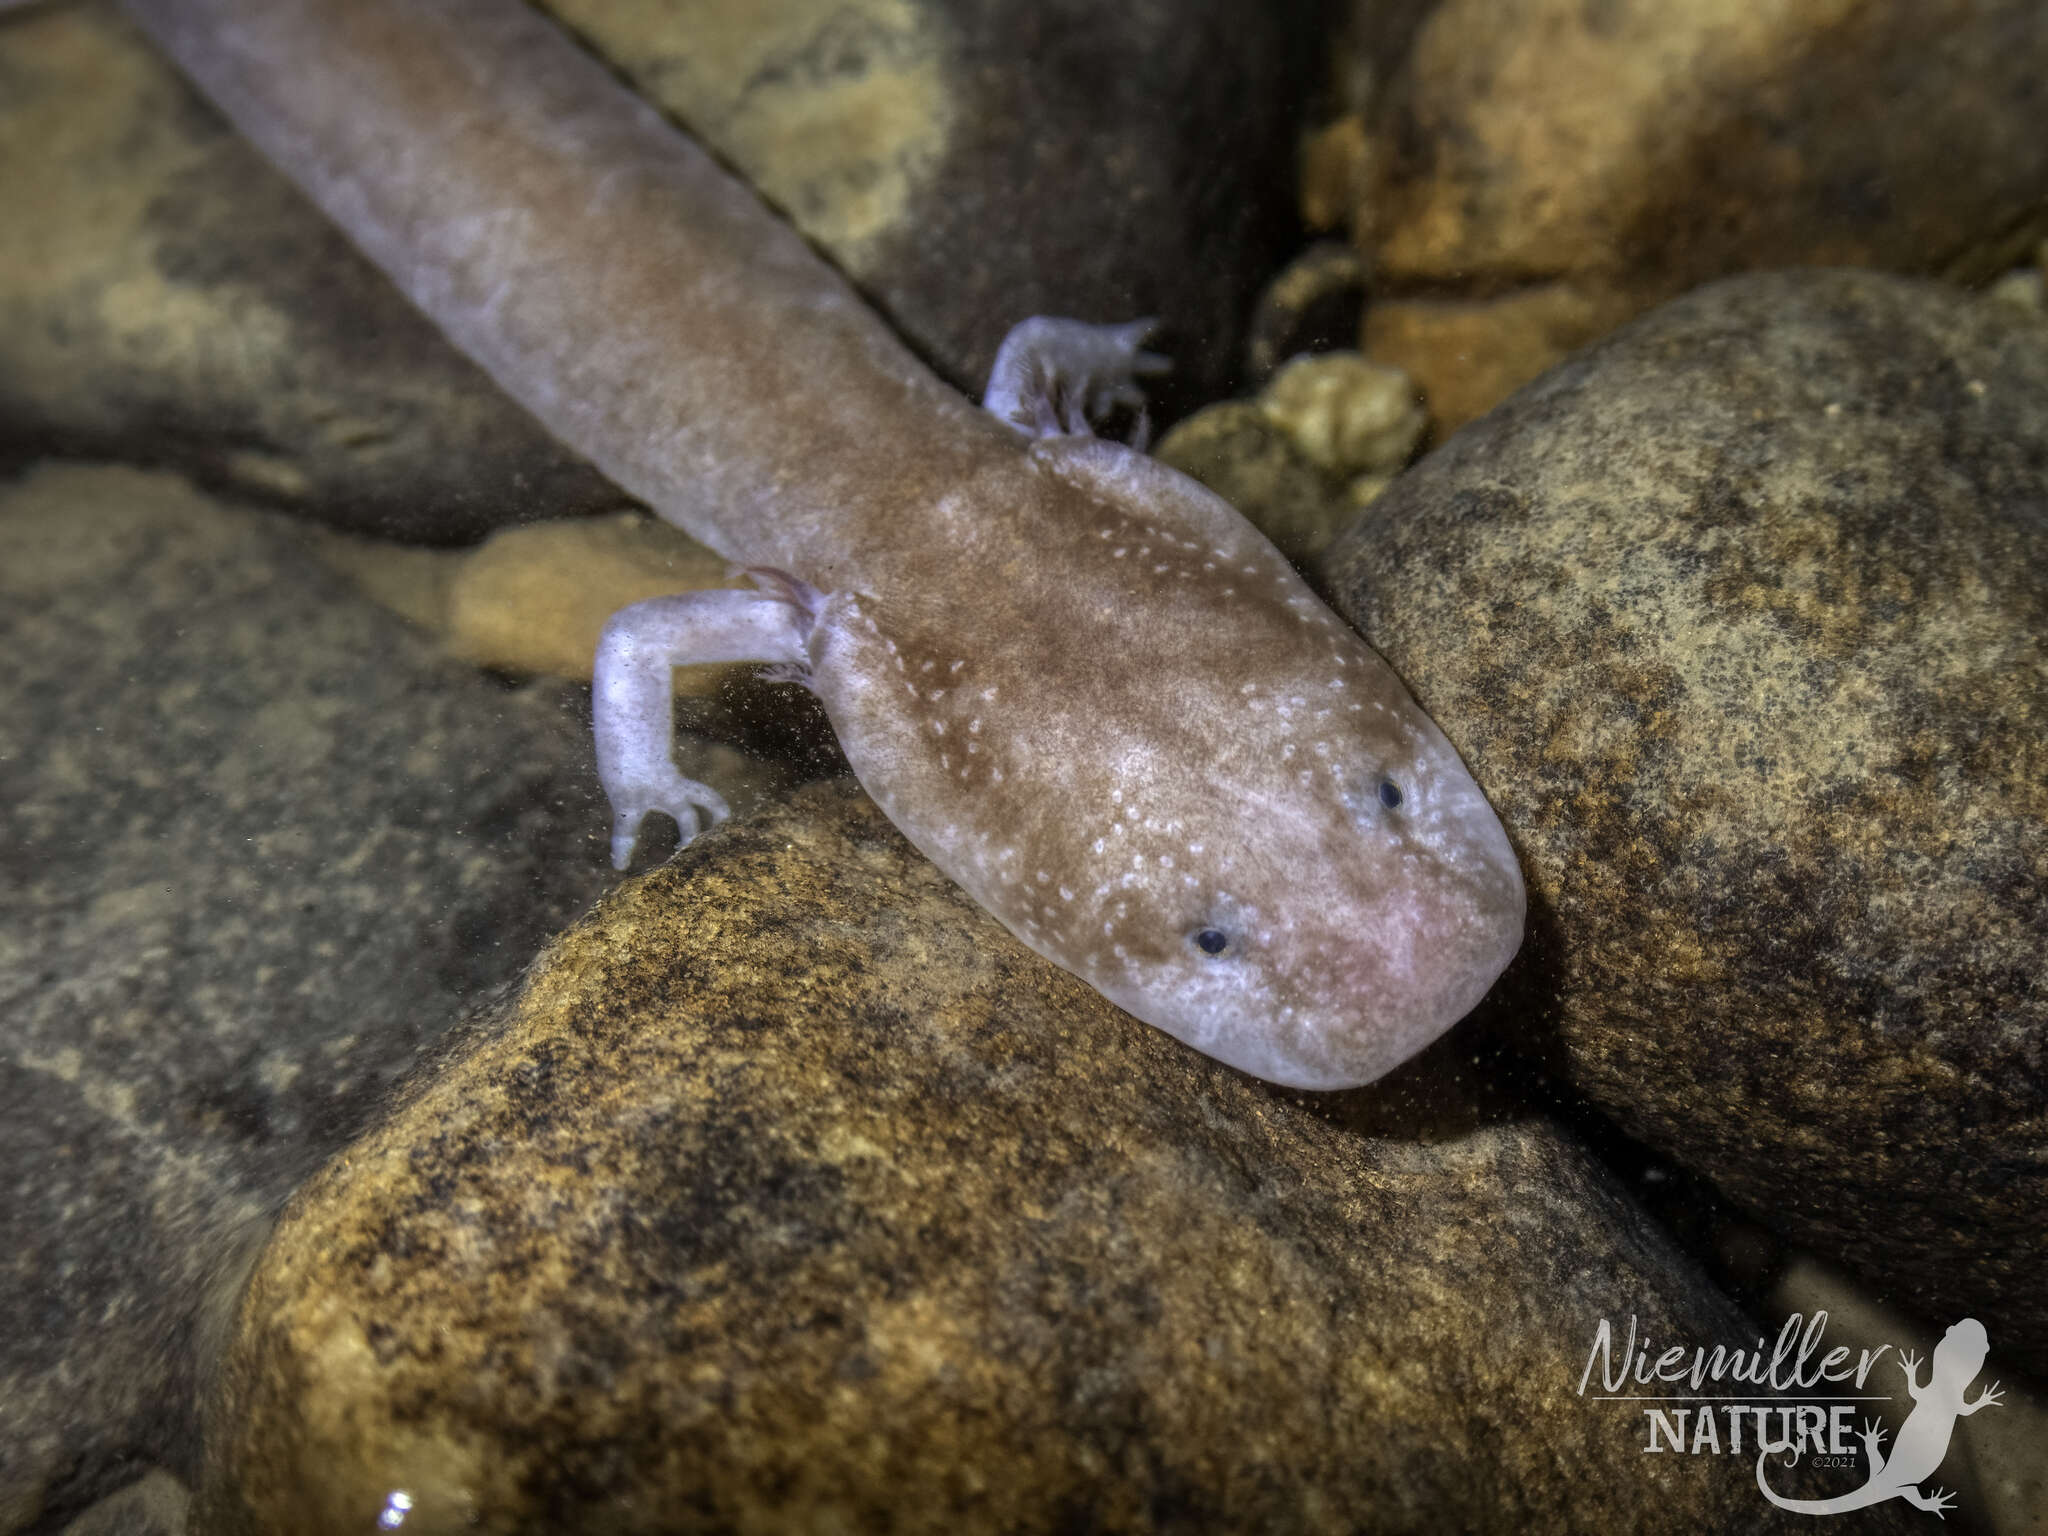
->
[988, 440, 1529, 1090]
[822, 440, 1525, 1091]
[1932, 1319, 1989, 1381]
[1044, 662, 1524, 1091]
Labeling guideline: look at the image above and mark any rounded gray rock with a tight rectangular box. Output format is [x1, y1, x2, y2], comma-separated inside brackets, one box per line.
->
[1325, 268, 2048, 1374]
[0, 3, 620, 542]
[0, 463, 622, 1526]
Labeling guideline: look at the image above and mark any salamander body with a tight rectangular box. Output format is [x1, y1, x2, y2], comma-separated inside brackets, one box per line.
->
[122, 0, 1525, 1087]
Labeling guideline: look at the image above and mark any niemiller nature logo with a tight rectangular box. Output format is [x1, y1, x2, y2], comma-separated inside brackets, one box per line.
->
[1577, 1311, 2005, 1518]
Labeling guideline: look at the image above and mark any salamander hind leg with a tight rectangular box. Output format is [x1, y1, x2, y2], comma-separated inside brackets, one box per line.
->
[592, 579, 817, 869]
[1903, 1486, 1956, 1519]
[982, 317, 1169, 444]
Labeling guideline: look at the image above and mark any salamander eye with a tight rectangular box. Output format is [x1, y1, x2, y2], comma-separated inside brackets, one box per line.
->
[1193, 927, 1229, 957]
[1378, 779, 1403, 810]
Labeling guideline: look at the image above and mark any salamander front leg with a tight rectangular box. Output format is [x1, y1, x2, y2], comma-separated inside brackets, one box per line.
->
[982, 316, 1169, 444]
[593, 582, 816, 869]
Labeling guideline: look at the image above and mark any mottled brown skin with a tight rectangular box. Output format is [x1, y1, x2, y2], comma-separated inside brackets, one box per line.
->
[122, 0, 1524, 1086]
[810, 439, 1523, 1085]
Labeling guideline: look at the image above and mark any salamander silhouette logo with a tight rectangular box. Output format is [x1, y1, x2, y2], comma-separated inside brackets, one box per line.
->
[1755, 1318, 2004, 1519]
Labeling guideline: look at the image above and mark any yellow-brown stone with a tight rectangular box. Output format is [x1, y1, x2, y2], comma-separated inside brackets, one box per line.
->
[1340, 0, 2048, 428]
[196, 784, 1831, 1534]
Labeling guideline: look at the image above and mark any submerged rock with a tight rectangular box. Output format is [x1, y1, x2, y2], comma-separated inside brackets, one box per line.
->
[0, 464, 761, 1528]
[197, 783, 1886, 1535]
[1157, 353, 1421, 567]
[1325, 269, 2048, 1375]
[540, 0, 1318, 412]
[52, 1470, 190, 1536]
[1322, 0, 2048, 427]
[306, 513, 734, 690]
[0, 3, 618, 541]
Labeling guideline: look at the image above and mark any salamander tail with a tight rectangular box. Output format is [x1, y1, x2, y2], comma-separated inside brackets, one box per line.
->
[1755, 1451, 1886, 1514]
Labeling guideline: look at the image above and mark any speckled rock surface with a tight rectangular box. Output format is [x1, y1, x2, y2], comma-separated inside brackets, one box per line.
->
[195, 781, 1905, 1536]
[0, 2, 620, 542]
[1325, 270, 2048, 1374]
[0, 463, 676, 1530]
[52, 1471, 189, 1536]
[1321, 0, 2048, 428]
[540, 0, 1320, 412]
